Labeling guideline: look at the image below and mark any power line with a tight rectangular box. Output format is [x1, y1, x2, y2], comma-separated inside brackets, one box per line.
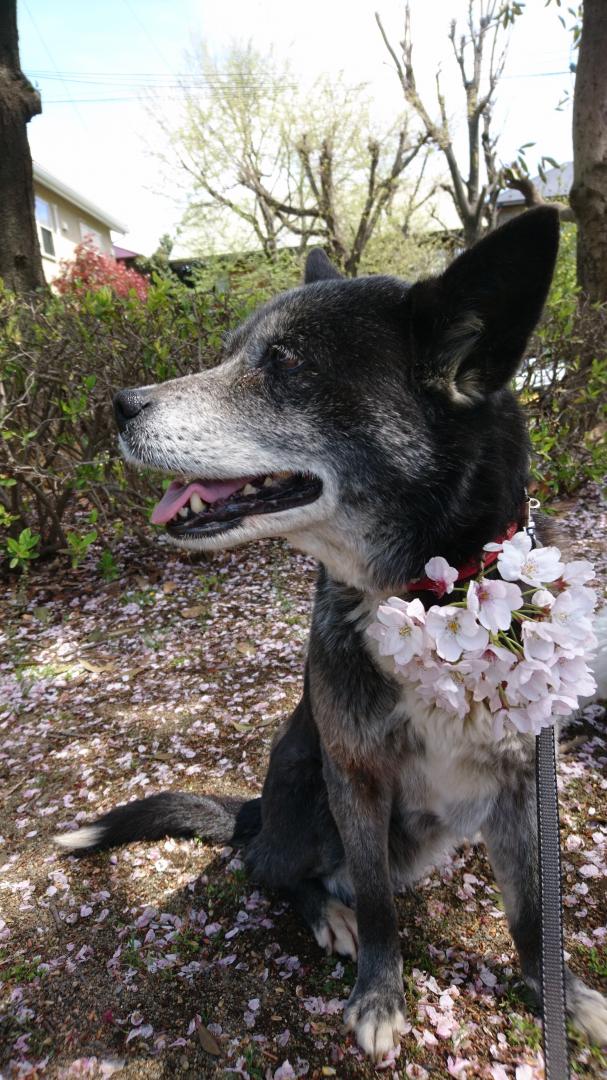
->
[22, 1, 87, 130]
[32, 77, 296, 88]
[43, 96, 161, 104]
[28, 73, 298, 91]
[28, 68, 291, 77]
[27, 65, 570, 90]
[42, 93, 289, 104]
[122, 0, 173, 75]
[502, 69, 573, 79]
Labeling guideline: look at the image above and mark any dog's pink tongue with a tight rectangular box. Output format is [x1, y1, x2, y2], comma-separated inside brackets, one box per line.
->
[151, 478, 248, 524]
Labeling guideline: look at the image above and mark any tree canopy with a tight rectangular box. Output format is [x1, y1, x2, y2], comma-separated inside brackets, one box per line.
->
[165, 43, 432, 275]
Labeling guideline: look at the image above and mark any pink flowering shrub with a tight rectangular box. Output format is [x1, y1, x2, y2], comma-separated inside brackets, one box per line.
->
[54, 238, 149, 300]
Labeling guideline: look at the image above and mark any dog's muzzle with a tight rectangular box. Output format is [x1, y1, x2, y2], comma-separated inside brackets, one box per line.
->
[113, 385, 324, 542]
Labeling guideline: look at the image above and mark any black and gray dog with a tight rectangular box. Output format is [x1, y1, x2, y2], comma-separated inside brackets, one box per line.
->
[57, 208, 607, 1060]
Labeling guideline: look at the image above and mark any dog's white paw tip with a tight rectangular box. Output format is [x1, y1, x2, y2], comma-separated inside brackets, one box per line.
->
[354, 1007, 408, 1061]
[313, 898, 358, 961]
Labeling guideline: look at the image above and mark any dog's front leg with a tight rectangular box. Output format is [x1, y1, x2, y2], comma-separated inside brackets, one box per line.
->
[324, 753, 407, 1062]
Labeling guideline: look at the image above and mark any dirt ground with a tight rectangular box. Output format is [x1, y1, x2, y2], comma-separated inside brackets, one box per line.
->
[1, 487, 606, 1079]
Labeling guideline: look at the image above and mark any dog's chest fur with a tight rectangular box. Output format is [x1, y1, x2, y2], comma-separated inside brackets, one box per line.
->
[392, 691, 531, 827]
[354, 601, 534, 833]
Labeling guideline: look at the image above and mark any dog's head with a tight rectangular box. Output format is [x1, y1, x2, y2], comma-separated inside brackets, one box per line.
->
[115, 208, 559, 591]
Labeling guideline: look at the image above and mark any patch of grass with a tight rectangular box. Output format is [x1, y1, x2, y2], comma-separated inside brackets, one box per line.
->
[578, 945, 607, 979]
[16, 661, 76, 682]
[402, 943, 439, 978]
[569, 1026, 607, 1076]
[507, 1012, 542, 1052]
[171, 930, 202, 961]
[122, 935, 144, 969]
[205, 869, 248, 908]
[0, 957, 46, 983]
[500, 980, 537, 1012]
[196, 572, 220, 597]
[271, 569, 293, 613]
[306, 955, 353, 996]
[403, 973, 419, 1015]
[124, 588, 156, 608]
[141, 632, 163, 651]
[242, 1044, 266, 1080]
[168, 655, 188, 668]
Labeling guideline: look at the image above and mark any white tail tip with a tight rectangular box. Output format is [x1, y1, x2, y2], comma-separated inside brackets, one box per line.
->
[54, 825, 104, 851]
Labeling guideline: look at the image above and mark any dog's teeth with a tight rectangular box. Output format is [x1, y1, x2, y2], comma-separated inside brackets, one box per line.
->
[178, 507, 189, 519]
[274, 471, 291, 481]
[263, 476, 274, 487]
[190, 493, 206, 514]
[242, 484, 257, 496]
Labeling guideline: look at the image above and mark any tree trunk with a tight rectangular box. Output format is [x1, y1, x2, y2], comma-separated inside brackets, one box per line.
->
[569, 0, 607, 303]
[0, 1, 46, 293]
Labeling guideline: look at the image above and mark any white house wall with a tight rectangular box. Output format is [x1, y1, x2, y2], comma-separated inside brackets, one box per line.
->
[34, 181, 115, 284]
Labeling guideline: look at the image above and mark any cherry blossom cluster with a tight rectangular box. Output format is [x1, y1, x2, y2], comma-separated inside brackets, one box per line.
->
[368, 531, 598, 739]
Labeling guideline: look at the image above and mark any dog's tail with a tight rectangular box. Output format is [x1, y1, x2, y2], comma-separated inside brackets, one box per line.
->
[53, 792, 262, 855]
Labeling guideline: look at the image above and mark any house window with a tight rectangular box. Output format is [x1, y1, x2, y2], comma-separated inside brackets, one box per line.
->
[79, 223, 104, 250]
[35, 195, 56, 257]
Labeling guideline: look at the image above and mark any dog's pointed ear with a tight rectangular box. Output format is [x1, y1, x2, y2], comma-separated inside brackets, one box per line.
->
[406, 207, 560, 403]
[304, 248, 344, 284]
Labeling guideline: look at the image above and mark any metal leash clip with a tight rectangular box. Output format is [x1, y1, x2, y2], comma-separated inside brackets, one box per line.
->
[524, 493, 541, 547]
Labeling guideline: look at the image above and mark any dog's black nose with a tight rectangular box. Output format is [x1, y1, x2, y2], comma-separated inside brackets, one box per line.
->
[113, 388, 151, 432]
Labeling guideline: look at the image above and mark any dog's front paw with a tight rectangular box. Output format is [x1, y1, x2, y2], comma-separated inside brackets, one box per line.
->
[312, 897, 359, 961]
[344, 981, 408, 1062]
[568, 977, 607, 1046]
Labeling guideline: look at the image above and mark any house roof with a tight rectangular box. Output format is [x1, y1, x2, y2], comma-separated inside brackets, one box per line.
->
[33, 162, 127, 234]
[497, 162, 573, 206]
[113, 245, 140, 260]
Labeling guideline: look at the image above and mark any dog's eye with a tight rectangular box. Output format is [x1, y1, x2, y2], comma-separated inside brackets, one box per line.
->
[267, 345, 304, 372]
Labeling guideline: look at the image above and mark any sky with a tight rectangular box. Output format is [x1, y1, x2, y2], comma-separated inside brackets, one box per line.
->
[18, 0, 577, 256]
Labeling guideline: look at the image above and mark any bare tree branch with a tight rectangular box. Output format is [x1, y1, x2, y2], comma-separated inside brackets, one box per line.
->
[166, 42, 432, 273]
[376, 1, 512, 246]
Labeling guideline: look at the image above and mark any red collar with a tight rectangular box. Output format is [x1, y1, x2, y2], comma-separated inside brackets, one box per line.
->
[403, 521, 519, 595]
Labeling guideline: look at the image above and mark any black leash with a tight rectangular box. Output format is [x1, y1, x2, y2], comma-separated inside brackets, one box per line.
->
[527, 499, 570, 1080]
[536, 725, 570, 1080]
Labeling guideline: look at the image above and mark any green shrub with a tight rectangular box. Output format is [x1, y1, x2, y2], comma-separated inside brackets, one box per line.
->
[521, 223, 607, 497]
[2, 225, 603, 570]
[184, 247, 301, 301]
[0, 274, 263, 564]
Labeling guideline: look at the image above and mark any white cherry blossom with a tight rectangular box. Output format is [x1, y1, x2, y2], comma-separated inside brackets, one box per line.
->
[423, 556, 459, 597]
[561, 560, 595, 587]
[433, 671, 469, 718]
[370, 597, 426, 664]
[554, 654, 597, 699]
[497, 532, 564, 586]
[508, 658, 559, 703]
[532, 589, 554, 610]
[467, 578, 523, 632]
[368, 529, 597, 740]
[549, 589, 596, 647]
[521, 620, 556, 663]
[425, 607, 488, 662]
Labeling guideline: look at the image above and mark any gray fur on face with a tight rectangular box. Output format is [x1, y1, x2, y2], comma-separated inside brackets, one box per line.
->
[117, 283, 438, 587]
